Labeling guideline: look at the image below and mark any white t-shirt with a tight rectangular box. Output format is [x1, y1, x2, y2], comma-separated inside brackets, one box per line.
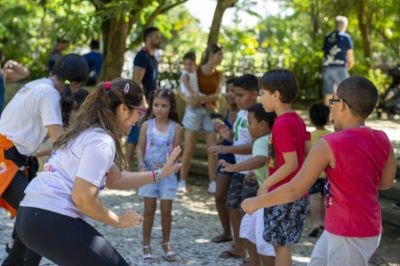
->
[0, 78, 63, 156]
[180, 70, 203, 97]
[20, 128, 116, 219]
[233, 110, 252, 174]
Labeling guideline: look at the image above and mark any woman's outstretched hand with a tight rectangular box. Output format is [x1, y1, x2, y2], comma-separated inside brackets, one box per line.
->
[114, 210, 144, 228]
[161, 146, 182, 178]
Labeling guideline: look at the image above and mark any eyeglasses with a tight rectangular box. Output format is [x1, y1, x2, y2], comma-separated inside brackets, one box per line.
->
[328, 97, 352, 109]
[132, 105, 147, 118]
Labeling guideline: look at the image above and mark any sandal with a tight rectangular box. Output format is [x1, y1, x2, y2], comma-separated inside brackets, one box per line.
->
[218, 249, 246, 259]
[143, 245, 156, 263]
[162, 242, 177, 262]
[212, 234, 232, 243]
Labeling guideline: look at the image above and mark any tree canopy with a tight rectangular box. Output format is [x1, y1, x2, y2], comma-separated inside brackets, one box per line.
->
[0, 0, 399, 100]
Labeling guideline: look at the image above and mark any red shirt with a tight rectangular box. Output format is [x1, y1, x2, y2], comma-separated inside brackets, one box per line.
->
[268, 112, 310, 191]
[323, 128, 391, 237]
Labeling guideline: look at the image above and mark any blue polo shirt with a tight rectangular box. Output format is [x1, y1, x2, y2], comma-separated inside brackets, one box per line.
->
[83, 51, 103, 76]
[323, 31, 353, 67]
[133, 48, 158, 99]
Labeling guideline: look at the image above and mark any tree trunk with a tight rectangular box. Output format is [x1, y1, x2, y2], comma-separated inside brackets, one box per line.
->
[207, 0, 237, 46]
[310, 0, 319, 43]
[356, 0, 372, 59]
[99, 15, 130, 81]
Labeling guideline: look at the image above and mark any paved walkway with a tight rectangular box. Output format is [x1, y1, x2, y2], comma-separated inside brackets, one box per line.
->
[1, 179, 400, 265]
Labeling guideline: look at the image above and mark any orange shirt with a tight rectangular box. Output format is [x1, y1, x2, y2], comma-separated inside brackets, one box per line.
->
[197, 67, 221, 95]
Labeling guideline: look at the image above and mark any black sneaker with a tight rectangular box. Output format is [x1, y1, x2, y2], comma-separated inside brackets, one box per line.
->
[308, 227, 321, 238]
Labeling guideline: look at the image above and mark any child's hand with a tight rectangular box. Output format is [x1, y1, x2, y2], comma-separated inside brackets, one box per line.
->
[208, 145, 226, 155]
[241, 197, 258, 215]
[160, 146, 182, 177]
[245, 172, 256, 182]
[215, 123, 232, 140]
[219, 159, 234, 172]
[115, 210, 143, 228]
[138, 162, 146, 172]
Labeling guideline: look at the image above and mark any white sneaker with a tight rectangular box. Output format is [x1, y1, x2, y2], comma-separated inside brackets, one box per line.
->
[177, 180, 187, 193]
[208, 181, 216, 194]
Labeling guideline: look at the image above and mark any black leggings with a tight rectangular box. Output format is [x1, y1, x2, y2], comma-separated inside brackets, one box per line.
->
[16, 207, 129, 266]
[1, 172, 41, 266]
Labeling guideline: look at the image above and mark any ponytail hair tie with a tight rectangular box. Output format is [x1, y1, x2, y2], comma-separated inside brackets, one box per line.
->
[104, 81, 111, 91]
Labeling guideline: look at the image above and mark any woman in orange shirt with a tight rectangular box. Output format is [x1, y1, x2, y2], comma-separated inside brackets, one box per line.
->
[177, 44, 223, 194]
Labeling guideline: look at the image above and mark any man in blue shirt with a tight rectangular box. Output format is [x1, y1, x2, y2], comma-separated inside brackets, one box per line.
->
[83, 40, 103, 86]
[322, 16, 354, 105]
[126, 27, 162, 168]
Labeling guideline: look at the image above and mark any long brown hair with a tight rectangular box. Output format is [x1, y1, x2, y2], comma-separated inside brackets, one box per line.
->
[200, 43, 223, 65]
[54, 78, 143, 169]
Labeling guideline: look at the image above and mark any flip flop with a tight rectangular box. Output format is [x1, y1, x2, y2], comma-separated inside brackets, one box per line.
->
[218, 250, 245, 259]
[212, 235, 233, 243]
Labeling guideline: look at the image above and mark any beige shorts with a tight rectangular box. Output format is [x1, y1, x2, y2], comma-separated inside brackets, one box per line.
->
[308, 230, 381, 266]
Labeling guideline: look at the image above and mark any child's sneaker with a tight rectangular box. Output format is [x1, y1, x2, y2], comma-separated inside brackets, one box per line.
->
[177, 180, 187, 193]
[208, 181, 216, 194]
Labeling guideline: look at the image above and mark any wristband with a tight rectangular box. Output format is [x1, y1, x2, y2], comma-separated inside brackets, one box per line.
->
[152, 170, 156, 183]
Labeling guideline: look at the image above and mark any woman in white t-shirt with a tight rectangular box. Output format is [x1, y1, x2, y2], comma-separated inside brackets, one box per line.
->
[16, 79, 181, 266]
[0, 53, 89, 266]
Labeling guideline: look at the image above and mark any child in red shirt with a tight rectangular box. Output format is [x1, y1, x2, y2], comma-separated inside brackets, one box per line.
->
[242, 76, 396, 265]
[258, 69, 311, 265]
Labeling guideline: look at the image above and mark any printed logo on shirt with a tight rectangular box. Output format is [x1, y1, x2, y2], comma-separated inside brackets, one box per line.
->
[18, 86, 32, 94]
[0, 162, 7, 174]
[233, 117, 248, 142]
[268, 135, 276, 168]
[43, 164, 56, 173]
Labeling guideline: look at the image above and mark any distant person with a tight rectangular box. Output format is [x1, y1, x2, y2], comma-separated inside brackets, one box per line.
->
[0, 51, 30, 112]
[322, 16, 354, 105]
[48, 38, 69, 72]
[125, 27, 162, 169]
[83, 40, 103, 86]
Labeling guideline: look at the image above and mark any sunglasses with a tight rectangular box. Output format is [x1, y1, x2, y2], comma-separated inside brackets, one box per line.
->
[328, 98, 352, 109]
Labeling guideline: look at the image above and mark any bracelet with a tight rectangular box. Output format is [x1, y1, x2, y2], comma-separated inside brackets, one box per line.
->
[152, 170, 156, 183]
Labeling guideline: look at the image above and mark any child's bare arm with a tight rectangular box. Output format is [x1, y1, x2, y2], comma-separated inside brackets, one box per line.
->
[181, 74, 196, 96]
[220, 155, 267, 173]
[379, 147, 397, 190]
[209, 143, 252, 155]
[304, 140, 312, 156]
[242, 138, 331, 214]
[173, 124, 182, 148]
[136, 122, 148, 171]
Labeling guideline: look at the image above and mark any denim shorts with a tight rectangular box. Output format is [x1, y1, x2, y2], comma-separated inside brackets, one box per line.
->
[182, 106, 214, 132]
[322, 66, 349, 95]
[138, 174, 177, 200]
[263, 197, 309, 246]
[127, 124, 140, 144]
[226, 173, 259, 209]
